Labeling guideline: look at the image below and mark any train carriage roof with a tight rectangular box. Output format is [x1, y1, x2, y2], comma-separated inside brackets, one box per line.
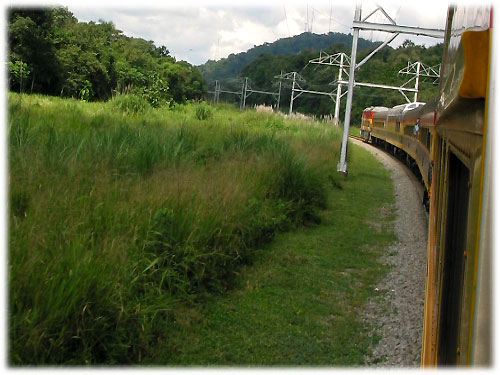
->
[402, 97, 439, 128]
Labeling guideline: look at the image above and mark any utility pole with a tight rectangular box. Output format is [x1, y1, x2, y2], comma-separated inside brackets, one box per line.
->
[213, 80, 219, 103]
[239, 77, 282, 111]
[208, 80, 245, 106]
[306, 5, 309, 32]
[276, 80, 282, 111]
[414, 62, 421, 102]
[338, 4, 361, 175]
[289, 72, 297, 115]
[241, 77, 248, 109]
[334, 53, 344, 124]
[398, 61, 441, 102]
[308, 52, 350, 125]
[277, 70, 337, 116]
[329, 4, 332, 33]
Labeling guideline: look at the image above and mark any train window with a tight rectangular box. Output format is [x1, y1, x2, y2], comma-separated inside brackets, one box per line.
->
[437, 152, 470, 365]
[419, 128, 429, 147]
[396, 121, 401, 132]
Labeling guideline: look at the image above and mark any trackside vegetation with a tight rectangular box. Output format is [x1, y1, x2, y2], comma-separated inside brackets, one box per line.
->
[9, 93, 356, 364]
[161, 143, 396, 365]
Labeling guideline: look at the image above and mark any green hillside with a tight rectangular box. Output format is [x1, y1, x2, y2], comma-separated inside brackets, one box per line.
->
[198, 32, 381, 83]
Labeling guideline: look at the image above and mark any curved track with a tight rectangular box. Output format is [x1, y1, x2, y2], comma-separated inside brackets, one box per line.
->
[351, 137, 428, 367]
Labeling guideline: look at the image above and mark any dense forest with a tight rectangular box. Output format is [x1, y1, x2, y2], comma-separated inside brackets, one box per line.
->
[7, 7, 204, 106]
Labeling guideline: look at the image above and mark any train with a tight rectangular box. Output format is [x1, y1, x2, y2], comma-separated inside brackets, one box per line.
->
[358, 5, 493, 367]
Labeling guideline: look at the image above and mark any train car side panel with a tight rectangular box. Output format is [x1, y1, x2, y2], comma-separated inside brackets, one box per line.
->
[421, 4, 492, 367]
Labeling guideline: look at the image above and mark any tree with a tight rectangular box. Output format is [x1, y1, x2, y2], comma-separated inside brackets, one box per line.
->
[7, 6, 211, 104]
[8, 8, 62, 94]
[156, 45, 170, 57]
[401, 39, 416, 49]
[8, 60, 31, 93]
[142, 71, 170, 107]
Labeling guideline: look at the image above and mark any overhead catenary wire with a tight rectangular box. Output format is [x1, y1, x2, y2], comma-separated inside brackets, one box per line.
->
[310, 5, 351, 32]
[283, 5, 291, 38]
[329, 4, 332, 33]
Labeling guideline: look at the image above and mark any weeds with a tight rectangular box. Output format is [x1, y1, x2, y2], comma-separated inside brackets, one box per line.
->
[8, 93, 340, 364]
[109, 93, 151, 115]
[195, 102, 213, 120]
[161, 142, 395, 366]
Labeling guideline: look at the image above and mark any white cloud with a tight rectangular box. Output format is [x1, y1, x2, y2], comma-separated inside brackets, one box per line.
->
[66, 1, 448, 66]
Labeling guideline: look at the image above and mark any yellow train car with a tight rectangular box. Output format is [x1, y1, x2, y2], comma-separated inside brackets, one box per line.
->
[421, 5, 493, 366]
[386, 102, 425, 150]
[370, 102, 429, 203]
[401, 100, 436, 200]
[371, 107, 388, 142]
[360, 106, 374, 141]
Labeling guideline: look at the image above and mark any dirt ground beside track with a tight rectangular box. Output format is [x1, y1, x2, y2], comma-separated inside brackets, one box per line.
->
[351, 138, 429, 367]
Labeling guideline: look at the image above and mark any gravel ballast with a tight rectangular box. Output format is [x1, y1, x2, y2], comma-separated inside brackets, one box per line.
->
[352, 139, 429, 367]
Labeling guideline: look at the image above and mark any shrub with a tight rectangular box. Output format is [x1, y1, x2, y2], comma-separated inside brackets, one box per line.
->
[143, 200, 236, 296]
[195, 103, 213, 120]
[266, 146, 327, 224]
[142, 72, 171, 108]
[109, 94, 150, 115]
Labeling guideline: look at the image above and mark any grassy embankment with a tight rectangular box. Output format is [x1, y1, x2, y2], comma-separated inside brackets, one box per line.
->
[164, 140, 395, 366]
[8, 93, 395, 365]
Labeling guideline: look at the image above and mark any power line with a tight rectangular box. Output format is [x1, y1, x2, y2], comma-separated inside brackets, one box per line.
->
[283, 5, 291, 38]
[329, 4, 332, 33]
[309, 5, 351, 32]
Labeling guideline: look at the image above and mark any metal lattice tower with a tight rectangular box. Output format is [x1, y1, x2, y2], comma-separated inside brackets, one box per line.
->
[308, 52, 350, 124]
[398, 61, 441, 102]
[241, 77, 282, 111]
[210, 80, 244, 105]
[275, 71, 339, 115]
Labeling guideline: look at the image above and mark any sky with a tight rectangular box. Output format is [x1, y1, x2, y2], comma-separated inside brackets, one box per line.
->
[54, 0, 451, 66]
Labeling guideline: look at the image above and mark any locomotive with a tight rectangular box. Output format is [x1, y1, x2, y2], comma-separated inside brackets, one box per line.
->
[358, 5, 493, 367]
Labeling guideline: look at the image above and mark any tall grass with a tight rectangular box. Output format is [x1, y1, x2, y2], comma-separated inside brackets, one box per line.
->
[8, 93, 342, 364]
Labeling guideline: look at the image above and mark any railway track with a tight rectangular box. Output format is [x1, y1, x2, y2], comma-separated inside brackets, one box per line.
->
[349, 132, 429, 212]
[349, 134, 365, 142]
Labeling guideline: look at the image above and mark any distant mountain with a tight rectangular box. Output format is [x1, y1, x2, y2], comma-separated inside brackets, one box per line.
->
[198, 32, 381, 84]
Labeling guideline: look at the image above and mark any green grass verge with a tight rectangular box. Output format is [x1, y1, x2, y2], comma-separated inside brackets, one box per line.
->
[152, 142, 396, 366]
[349, 125, 361, 137]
